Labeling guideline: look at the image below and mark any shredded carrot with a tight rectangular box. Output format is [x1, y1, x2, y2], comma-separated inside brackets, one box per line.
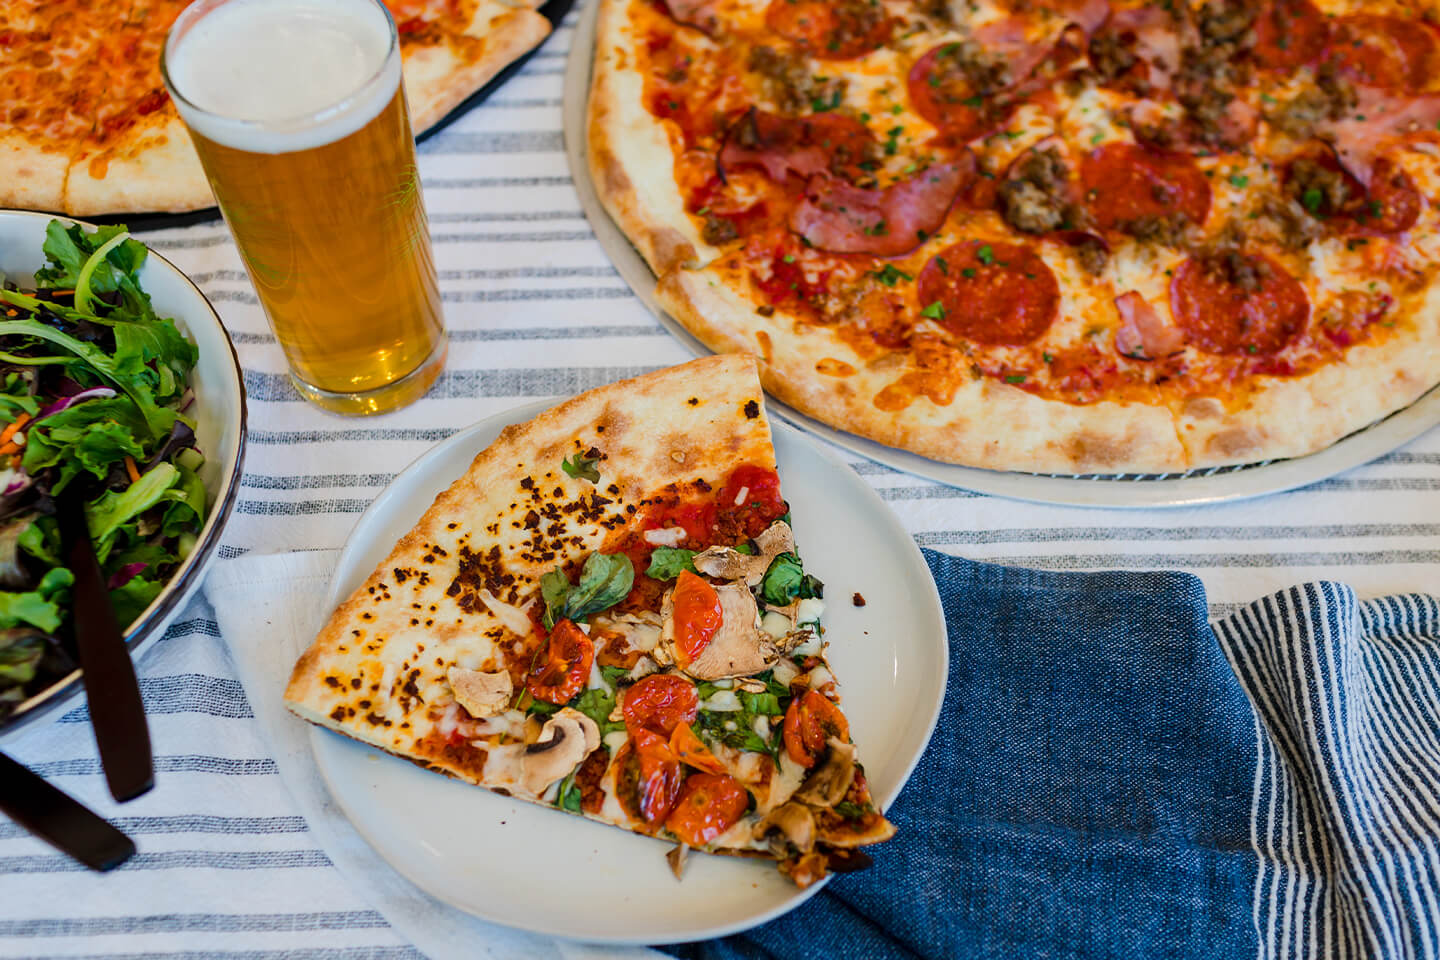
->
[0, 412, 32, 448]
[0, 443, 18, 458]
[124, 455, 141, 483]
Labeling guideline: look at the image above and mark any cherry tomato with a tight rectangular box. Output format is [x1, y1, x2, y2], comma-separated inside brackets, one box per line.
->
[526, 619, 594, 705]
[665, 773, 751, 847]
[783, 690, 851, 768]
[622, 673, 699, 736]
[672, 570, 724, 664]
[670, 722, 729, 775]
[631, 728, 685, 824]
[716, 464, 787, 540]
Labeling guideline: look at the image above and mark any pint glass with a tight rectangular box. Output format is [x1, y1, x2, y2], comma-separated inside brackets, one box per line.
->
[162, 0, 446, 415]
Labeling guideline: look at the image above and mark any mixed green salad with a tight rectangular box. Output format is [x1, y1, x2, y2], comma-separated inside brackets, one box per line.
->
[0, 220, 207, 717]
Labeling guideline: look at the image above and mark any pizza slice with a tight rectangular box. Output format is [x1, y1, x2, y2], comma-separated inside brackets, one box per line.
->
[285, 354, 895, 886]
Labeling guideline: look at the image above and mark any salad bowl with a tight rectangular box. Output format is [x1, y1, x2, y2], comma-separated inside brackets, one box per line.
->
[0, 209, 246, 739]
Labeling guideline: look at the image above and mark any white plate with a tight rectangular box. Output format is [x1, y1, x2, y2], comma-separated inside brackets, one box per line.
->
[309, 400, 948, 943]
[559, 0, 1440, 509]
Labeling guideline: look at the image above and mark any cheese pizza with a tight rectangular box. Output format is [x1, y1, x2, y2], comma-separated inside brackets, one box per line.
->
[588, 0, 1440, 473]
[0, 0, 552, 215]
[285, 356, 895, 887]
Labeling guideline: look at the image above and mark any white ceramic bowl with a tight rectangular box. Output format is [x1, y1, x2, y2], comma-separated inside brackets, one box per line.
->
[0, 209, 246, 739]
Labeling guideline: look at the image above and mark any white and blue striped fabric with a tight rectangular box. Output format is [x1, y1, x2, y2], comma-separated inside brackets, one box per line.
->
[1221, 588, 1440, 960]
[1, 5, 1440, 957]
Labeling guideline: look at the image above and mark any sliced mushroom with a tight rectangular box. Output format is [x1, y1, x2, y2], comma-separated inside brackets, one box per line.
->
[519, 707, 600, 796]
[681, 582, 780, 681]
[667, 843, 690, 880]
[755, 802, 816, 855]
[691, 520, 795, 586]
[817, 813, 897, 849]
[447, 666, 513, 719]
[734, 676, 767, 693]
[794, 737, 856, 807]
[593, 610, 664, 653]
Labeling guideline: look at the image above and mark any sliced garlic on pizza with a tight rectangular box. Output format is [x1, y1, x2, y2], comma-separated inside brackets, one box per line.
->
[285, 355, 894, 886]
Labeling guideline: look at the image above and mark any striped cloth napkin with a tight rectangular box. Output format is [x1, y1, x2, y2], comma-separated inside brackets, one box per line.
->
[1, 4, 1439, 957]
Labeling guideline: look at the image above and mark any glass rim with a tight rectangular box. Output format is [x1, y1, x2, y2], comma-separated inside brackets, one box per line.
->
[161, 0, 400, 135]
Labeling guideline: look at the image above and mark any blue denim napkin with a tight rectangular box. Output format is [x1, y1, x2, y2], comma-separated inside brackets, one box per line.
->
[662, 549, 1440, 960]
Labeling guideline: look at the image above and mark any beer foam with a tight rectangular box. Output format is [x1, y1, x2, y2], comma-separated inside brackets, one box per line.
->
[166, 0, 399, 154]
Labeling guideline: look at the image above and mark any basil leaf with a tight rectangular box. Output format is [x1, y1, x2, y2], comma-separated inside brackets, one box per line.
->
[575, 686, 625, 737]
[760, 552, 823, 606]
[527, 699, 561, 716]
[755, 669, 791, 699]
[542, 553, 635, 629]
[600, 664, 631, 688]
[567, 553, 633, 620]
[646, 547, 697, 580]
[834, 801, 872, 821]
[540, 567, 574, 630]
[696, 681, 724, 700]
[555, 771, 583, 812]
[561, 451, 600, 483]
[733, 542, 756, 555]
[740, 691, 784, 716]
[697, 709, 771, 754]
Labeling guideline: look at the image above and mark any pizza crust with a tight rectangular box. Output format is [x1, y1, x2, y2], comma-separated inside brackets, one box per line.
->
[586, 0, 723, 274]
[403, 2, 552, 134]
[657, 267, 1192, 474]
[63, 115, 210, 216]
[0, 134, 69, 214]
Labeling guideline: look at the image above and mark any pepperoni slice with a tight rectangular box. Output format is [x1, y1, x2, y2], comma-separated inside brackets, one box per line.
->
[1285, 152, 1420, 235]
[1252, 0, 1328, 71]
[916, 241, 1059, 346]
[1324, 15, 1438, 91]
[1169, 254, 1309, 356]
[765, 0, 892, 60]
[1080, 143, 1211, 232]
[908, 44, 1018, 141]
[1359, 158, 1422, 234]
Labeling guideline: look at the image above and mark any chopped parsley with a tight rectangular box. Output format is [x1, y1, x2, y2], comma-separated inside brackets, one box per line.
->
[872, 264, 913, 286]
[976, 244, 995, 265]
[561, 450, 600, 483]
[920, 300, 947, 320]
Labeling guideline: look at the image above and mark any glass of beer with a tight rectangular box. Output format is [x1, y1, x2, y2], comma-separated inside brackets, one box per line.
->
[162, 0, 446, 416]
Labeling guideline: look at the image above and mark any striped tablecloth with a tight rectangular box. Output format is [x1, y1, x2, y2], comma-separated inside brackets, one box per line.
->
[3, 6, 1440, 956]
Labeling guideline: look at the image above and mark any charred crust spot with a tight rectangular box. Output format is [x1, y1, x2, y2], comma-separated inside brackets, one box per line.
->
[350, 678, 362, 689]
[324, 676, 341, 688]
[687, 396, 700, 406]
[852, 592, 867, 607]
[743, 400, 760, 419]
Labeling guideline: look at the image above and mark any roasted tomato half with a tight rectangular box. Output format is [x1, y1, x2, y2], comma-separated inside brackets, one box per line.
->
[622, 672, 700, 736]
[665, 772, 750, 847]
[783, 690, 851, 768]
[526, 618, 594, 704]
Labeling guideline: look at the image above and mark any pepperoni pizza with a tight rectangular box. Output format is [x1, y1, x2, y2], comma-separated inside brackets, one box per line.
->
[587, 0, 1440, 473]
[0, 0, 552, 215]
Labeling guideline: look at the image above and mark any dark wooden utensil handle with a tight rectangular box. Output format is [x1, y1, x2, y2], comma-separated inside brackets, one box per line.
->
[57, 493, 154, 802]
[0, 750, 134, 871]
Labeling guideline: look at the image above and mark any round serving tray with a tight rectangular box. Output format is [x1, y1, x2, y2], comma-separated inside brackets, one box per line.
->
[560, 0, 1440, 509]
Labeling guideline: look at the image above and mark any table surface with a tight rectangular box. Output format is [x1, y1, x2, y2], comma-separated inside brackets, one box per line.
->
[2, 8, 1439, 957]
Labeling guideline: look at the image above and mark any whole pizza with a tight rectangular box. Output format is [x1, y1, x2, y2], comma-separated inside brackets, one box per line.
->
[587, 0, 1440, 473]
[0, 0, 552, 215]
